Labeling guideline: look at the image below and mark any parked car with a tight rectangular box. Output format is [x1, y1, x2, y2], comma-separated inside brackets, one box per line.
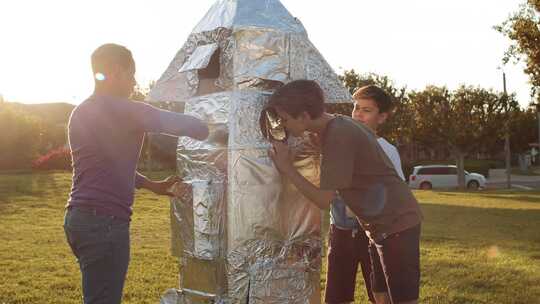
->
[408, 165, 486, 190]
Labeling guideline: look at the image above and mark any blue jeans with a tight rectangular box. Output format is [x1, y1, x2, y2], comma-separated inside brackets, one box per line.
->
[64, 207, 130, 304]
[330, 195, 360, 229]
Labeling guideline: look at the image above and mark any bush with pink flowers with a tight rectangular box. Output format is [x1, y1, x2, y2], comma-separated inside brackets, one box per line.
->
[32, 147, 72, 171]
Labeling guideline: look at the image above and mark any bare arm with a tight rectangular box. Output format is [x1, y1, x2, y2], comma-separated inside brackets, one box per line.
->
[268, 141, 334, 210]
[131, 101, 209, 140]
[135, 172, 181, 196]
[283, 167, 334, 210]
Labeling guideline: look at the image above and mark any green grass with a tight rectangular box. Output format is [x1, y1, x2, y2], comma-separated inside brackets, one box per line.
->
[1, 172, 539, 303]
[0, 171, 177, 304]
[405, 190, 540, 303]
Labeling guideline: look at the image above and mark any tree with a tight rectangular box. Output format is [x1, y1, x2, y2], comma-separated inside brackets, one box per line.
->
[408, 86, 452, 154]
[0, 106, 41, 170]
[36, 122, 68, 154]
[509, 105, 538, 153]
[496, 0, 540, 103]
[452, 87, 517, 188]
[131, 81, 155, 102]
[408, 86, 513, 189]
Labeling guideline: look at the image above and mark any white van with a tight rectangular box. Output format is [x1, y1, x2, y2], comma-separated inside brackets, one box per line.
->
[408, 165, 486, 190]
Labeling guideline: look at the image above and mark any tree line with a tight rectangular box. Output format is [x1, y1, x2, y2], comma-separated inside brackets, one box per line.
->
[1, 71, 538, 175]
[0, 103, 71, 170]
[335, 69, 538, 188]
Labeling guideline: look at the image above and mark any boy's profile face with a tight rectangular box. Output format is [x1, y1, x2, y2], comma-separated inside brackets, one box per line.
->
[352, 98, 388, 133]
[113, 62, 137, 98]
[95, 61, 136, 99]
[274, 107, 309, 138]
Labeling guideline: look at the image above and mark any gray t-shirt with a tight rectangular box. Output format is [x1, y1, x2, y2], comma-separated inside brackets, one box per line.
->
[330, 137, 405, 229]
[320, 116, 422, 240]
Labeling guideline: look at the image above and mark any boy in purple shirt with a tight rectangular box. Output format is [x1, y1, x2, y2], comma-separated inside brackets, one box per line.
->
[64, 43, 208, 304]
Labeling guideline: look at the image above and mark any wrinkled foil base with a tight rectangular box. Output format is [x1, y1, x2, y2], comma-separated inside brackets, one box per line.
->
[160, 288, 224, 304]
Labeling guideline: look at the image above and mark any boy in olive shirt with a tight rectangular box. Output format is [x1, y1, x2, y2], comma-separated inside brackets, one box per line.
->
[267, 80, 422, 304]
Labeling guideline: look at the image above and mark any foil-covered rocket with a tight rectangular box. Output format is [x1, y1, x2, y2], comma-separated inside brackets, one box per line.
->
[148, 0, 351, 303]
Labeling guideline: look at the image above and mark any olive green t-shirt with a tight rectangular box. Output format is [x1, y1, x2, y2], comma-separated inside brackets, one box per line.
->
[320, 115, 422, 240]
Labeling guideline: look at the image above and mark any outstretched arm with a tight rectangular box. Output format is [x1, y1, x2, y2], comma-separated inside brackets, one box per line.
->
[129, 101, 209, 140]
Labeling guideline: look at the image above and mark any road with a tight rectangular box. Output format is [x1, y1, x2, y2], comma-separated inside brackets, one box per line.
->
[486, 181, 540, 190]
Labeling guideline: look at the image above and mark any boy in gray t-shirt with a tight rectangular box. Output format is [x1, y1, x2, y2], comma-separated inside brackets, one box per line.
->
[267, 80, 422, 304]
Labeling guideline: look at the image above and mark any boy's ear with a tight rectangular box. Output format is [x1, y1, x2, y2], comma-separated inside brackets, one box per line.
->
[378, 112, 389, 124]
[108, 63, 124, 80]
[300, 111, 312, 121]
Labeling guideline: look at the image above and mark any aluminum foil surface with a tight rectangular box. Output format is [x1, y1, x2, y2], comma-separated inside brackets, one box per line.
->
[289, 34, 352, 103]
[147, 28, 233, 102]
[170, 180, 226, 260]
[177, 92, 230, 182]
[233, 29, 289, 87]
[170, 183, 194, 257]
[192, 0, 306, 34]
[179, 43, 220, 73]
[193, 180, 225, 260]
[160, 289, 223, 304]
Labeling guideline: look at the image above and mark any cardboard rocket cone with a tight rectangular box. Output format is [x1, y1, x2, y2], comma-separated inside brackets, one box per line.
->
[149, 1, 351, 303]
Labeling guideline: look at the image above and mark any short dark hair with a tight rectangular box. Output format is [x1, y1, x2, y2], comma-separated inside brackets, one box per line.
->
[91, 43, 134, 75]
[267, 80, 325, 119]
[352, 85, 393, 113]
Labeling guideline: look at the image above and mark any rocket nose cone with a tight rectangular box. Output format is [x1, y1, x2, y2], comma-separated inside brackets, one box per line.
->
[193, 0, 306, 34]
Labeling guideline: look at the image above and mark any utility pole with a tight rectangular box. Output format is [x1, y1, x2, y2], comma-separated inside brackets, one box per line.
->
[503, 72, 512, 189]
[536, 103, 540, 167]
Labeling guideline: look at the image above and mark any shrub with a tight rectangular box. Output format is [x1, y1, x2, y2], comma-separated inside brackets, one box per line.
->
[0, 106, 41, 170]
[32, 147, 72, 171]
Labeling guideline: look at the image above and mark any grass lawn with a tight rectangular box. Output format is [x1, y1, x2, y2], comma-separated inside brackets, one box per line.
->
[1, 171, 539, 303]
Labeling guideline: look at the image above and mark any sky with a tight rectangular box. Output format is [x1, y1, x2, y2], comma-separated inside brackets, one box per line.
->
[0, 0, 534, 107]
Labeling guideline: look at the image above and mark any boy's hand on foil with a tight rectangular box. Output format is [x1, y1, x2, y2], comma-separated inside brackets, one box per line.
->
[170, 180, 192, 199]
[150, 175, 182, 197]
[308, 132, 321, 151]
[268, 140, 295, 175]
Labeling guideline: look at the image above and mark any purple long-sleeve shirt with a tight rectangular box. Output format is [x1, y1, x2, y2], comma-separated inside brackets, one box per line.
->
[67, 94, 208, 219]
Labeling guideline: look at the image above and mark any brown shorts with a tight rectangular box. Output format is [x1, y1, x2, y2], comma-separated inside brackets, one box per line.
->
[370, 224, 421, 302]
[325, 224, 375, 303]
